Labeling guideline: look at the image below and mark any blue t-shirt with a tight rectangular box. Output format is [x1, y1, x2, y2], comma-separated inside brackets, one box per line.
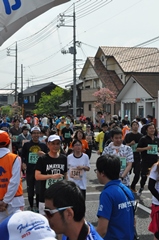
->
[62, 222, 103, 240]
[97, 180, 135, 240]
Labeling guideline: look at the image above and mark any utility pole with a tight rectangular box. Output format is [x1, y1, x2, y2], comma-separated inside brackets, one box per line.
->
[58, 4, 77, 118]
[15, 42, 18, 102]
[21, 64, 24, 117]
[73, 5, 77, 118]
[7, 42, 18, 102]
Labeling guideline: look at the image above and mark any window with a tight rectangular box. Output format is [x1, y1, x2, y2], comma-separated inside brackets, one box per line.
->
[29, 95, 35, 103]
[0, 96, 7, 102]
[94, 79, 100, 89]
[88, 104, 91, 111]
[106, 104, 111, 113]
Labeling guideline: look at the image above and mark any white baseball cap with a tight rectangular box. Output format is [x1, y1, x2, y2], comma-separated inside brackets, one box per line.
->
[24, 119, 28, 124]
[48, 135, 61, 142]
[31, 126, 41, 132]
[0, 210, 56, 240]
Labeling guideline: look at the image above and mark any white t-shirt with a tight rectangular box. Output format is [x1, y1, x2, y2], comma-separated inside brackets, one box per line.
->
[149, 164, 159, 205]
[67, 153, 90, 190]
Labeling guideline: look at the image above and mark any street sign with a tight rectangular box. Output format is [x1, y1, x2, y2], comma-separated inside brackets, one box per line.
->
[0, 0, 70, 46]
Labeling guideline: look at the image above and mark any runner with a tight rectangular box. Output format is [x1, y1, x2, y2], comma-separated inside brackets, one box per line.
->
[21, 126, 48, 212]
[35, 135, 67, 214]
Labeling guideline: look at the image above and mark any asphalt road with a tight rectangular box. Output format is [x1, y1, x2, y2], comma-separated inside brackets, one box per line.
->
[23, 151, 154, 240]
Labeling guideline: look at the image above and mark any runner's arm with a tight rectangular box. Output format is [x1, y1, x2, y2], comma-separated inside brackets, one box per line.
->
[96, 217, 109, 238]
[35, 170, 63, 180]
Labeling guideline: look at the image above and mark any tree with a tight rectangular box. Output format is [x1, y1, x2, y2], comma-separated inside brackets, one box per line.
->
[0, 103, 21, 117]
[34, 86, 70, 115]
[92, 88, 116, 112]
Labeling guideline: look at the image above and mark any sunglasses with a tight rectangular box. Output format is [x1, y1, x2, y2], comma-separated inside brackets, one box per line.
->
[44, 206, 73, 218]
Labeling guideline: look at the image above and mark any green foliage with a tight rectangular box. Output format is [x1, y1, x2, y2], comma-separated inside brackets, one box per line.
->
[0, 105, 12, 116]
[34, 86, 70, 115]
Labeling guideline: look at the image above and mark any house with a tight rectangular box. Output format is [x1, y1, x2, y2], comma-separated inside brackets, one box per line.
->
[19, 82, 57, 114]
[59, 100, 71, 116]
[79, 46, 159, 123]
[117, 73, 159, 123]
[0, 89, 15, 106]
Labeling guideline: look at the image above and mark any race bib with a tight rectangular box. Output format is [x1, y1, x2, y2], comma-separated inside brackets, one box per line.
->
[12, 135, 18, 142]
[131, 143, 138, 152]
[64, 132, 71, 138]
[147, 144, 158, 155]
[120, 157, 127, 170]
[28, 153, 38, 164]
[45, 177, 63, 189]
[70, 168, 83, 180]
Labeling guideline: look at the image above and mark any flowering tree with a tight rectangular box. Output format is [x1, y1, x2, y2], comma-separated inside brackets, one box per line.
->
[93, 88, 116, 111]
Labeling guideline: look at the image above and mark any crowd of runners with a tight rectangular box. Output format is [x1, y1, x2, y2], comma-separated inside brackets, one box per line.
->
[0, 111, 159, 240]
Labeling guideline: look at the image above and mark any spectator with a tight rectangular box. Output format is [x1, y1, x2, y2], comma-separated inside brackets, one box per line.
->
[44, 180, 103, 240]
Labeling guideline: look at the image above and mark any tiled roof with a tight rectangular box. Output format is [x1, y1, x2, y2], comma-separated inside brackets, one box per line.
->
[23, 82, 55, 94]
[132, 74, 159, 98]
[88, 57, 124, 94]
[99, 46, 159, 73]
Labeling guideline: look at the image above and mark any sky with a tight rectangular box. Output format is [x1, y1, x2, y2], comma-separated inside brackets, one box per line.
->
[0, 0, 159, 91]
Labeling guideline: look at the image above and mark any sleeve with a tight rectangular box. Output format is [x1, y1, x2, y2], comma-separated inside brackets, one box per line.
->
[35, 157, 43, 172]
[124, 134, 129, 144]
[148, 165, 159, 201]
[149, 164, 158, 181]
[137, 137, 145, 148]
[3, 157, 22, 203]
[63, 156, 68, 173]
[97, 191, 112, 220]
[126, 146, 134, 163]
[102, 146, 109, 155]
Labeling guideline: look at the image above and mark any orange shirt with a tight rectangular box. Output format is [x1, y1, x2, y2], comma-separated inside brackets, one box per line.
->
[122, 125, 130, 140]
[70, 139, 89, 152]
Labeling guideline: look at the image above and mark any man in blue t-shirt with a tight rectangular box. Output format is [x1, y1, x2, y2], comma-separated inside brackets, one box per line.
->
[95, 154, 135, 240]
